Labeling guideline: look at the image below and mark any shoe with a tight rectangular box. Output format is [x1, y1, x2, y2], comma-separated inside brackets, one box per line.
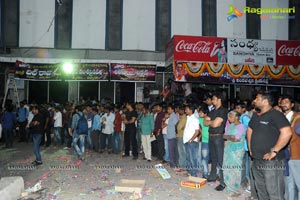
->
[63, 147, 71, 150]
[122, 154, 129, 157]
[215, 184, 226, 191]
[147, 159, 151, 162]
[143, 157, 147, 160]
[161, 160, 167, 164]
[133, 156, 138, 160]
[207, 177, 217, 182]
[245, 189, 251, 193]
[99, 150, 104, 154]
[80, 156, 85, 161]
[32, 160, 43, 166]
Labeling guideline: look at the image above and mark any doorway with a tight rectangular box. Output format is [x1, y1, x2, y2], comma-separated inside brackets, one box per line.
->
[118, 82, 135, 103]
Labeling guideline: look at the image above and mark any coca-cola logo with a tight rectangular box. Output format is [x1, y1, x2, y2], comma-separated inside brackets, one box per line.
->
[175, 40, 212, 54]
[278, 44, 300, 57]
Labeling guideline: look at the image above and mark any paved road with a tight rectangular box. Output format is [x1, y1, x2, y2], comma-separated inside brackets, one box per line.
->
[0, 142, 251, 200]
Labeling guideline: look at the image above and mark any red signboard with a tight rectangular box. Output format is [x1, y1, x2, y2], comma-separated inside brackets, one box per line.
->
[173, 35, 227, 63]
[276, 40, 300, 65]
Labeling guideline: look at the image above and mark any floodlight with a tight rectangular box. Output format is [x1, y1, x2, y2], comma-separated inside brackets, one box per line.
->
[62, 63, 74, 74]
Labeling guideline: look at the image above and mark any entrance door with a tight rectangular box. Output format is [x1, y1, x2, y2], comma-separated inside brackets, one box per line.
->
[119, 82, 135, 103]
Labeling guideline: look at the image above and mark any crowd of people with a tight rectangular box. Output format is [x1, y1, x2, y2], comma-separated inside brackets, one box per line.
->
[1, 90, 300, 199]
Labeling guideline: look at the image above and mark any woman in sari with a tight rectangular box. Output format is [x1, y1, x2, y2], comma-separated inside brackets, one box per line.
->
[223, 110, 246, 197]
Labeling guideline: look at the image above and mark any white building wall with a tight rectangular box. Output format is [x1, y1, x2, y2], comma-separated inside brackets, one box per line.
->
[261, 0, 289, 40]
[19, 0, 55, 48]
[171, 0, 202, 36]
[122, 0, 156, 51]
[217, 0, 246, 38]
[72, 0, 107, 49]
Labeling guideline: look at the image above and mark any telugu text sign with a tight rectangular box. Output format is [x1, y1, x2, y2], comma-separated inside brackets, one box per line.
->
[227, 38, 276, 65]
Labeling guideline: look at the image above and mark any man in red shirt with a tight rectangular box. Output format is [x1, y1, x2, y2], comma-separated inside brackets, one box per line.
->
[113, 105, 122, 154]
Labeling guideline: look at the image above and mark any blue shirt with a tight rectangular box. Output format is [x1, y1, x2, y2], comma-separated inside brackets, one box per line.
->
[71, 112, 83, 135]
[1, 111, 16, 129]
[17, 107, 28, 122]
[167, 112, 178, 139]
[140, 113, 154, 135]
[240, 113, 250, 129]
[92, 114, 101, 131]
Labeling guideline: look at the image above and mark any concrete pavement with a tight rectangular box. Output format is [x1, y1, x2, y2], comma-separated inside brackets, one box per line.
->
[0, 142, 251, 200]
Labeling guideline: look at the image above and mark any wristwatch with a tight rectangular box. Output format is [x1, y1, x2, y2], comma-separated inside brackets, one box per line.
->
[270, 148, 278, 154]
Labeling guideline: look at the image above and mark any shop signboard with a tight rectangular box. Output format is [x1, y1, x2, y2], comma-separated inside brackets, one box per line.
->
[110, 63, 156, 82]
[14, 61, 109, 81]
[227, 38, 276, 65]
[276, 40, 300, 65]
[15, 61, 60, 80]
[173, 35, 227, 63]
[65, 63, 109, 81]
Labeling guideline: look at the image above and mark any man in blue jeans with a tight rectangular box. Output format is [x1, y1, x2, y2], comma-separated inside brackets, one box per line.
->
[204, 92, 227, 191]
[247, 91, 292, 200]
[30, 105, 45, 166]
[71, 105, 87, 160]
[183, 104, 200, 177]
[1, 105, 16, 148]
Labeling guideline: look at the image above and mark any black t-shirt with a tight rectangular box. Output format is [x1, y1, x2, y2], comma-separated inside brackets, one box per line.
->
[249, 109, 290, 160]
[31, 112, 45, 134]
[41, 108, 51, 127]
[125, 110, 138, 130]
[208, 106, 227, 134]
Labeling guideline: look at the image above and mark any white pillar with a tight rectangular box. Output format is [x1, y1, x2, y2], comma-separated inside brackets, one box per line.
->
[113, 82, 116, 104]
[134, 82, 137, 102]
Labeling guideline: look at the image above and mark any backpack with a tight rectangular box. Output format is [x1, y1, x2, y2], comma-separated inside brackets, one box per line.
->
[76, 114, 88, 135]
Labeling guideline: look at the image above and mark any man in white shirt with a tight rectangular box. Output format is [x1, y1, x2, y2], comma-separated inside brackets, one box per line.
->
[53, 107, 63, 145]
[183, 104, 200, 177]
[100, 106, 115, 153]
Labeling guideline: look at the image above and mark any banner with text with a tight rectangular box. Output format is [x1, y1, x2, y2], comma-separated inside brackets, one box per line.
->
[15, 61, 109, 81]
[173, 62, 300, 86]
[15, 61, 60, 80]
[65, 63, 109, 81]
[276, 40, 300, 65]
[110, 63, 156, 82]
[228, 38, 276, 65]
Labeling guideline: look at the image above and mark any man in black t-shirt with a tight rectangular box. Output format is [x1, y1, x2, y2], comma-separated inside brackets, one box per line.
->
[123, 102, 138, 160]
[204, 92, 227, 191]
[30, 105, 45, 166]
[247, 91, 292, 200]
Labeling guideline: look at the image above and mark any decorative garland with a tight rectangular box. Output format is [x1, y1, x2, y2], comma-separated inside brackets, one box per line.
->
[174, 61, 300, 79]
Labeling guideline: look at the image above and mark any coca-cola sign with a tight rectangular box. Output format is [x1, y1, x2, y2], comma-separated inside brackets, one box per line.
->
[175, 40, 212, 54]
[276, 40, 300, 65]
[173, 35, 227, 63]
[278, 45, 300, 57]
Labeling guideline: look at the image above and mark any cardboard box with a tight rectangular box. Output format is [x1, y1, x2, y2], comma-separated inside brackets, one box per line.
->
[181, 176, 207, 189]
[115, 179, 145, 193]
[151, 164, 171, 179]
